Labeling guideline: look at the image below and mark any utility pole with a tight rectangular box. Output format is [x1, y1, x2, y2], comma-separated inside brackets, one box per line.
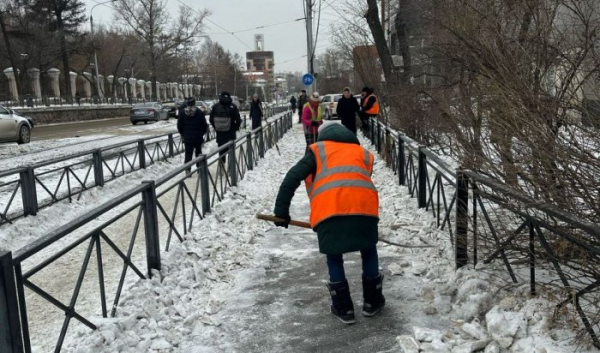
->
[305, 0, 314, 94]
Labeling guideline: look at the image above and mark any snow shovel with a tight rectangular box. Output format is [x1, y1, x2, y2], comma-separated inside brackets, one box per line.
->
[256, 214, 436, 249]
[256, 213, 311, 228]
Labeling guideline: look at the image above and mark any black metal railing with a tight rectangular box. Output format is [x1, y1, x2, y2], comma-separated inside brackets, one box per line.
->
[367, 118, 600, 348]
[0, 107, 288, 229]
[0, 110, 293, 352]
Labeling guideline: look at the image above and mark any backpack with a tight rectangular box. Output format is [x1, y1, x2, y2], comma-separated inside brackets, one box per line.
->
[213, 104, 232, 132]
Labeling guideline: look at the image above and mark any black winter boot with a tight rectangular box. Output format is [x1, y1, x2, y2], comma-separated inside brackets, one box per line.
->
[362, 274, 385, 317]
[326, 280, 356, 324]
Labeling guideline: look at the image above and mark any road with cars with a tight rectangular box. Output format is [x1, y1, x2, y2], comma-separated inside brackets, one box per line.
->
[30, 116, 173, 141]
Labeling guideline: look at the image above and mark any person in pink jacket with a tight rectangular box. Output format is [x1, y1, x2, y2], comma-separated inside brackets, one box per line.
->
[302, 92, 323, 154]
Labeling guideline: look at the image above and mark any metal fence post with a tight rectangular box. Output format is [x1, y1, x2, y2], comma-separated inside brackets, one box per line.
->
[259, 127, 265, 158]
[370, 118, 375, 144]
[418, 147, 427, 208]
[92, 150, 104, 187]
[168, 134, 174, 158]
[228, 142, 238, 187]
[0, 251, 24, 353]
[19, 167, 38, 217]
[138, 140, 146, 169]
[529, 219, 536, 296]
[398, 135, 406, 185]
[199, 156, 211, 214]
[141, 181, 161, 277]
[376, 120, 382, 153]
[246, 133, 254, 171]
[456, 169, 469, 268]
[274, 120, 279, 142]
[243, 114, 247, 130]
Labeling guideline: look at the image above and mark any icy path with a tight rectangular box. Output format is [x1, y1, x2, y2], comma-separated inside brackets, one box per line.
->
[61, 121, 594, 353]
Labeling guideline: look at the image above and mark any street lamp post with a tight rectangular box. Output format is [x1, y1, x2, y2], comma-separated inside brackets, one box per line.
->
[90, 0, 115, 103]
[124, 68, 131, 104]
[20, 53, 29, 106]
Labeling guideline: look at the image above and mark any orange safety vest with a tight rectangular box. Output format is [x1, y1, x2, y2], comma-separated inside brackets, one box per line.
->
[305, 141, 379, 228]
[363, 94, 380, 115]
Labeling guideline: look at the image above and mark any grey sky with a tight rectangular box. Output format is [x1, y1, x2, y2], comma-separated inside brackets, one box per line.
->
[84, 0, 339, 73]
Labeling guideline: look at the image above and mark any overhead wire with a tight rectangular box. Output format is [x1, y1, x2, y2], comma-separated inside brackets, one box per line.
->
[175, 0, 253, 50]
[204, 18, 305, 35]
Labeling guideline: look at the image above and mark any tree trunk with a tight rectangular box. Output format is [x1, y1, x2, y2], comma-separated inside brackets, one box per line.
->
[365, 0, 397, 86]
[0, 12, 22, 99]
[395, 0, 412, 84]
[55, 11, 72, 103]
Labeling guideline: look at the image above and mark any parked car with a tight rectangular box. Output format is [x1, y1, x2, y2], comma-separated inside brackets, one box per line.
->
[231, 96, 241, 109]
[161, 98, 184, 118]
[130, 102, 169, 125]
[196, 101, 209, 114]
[354, 94, 362, 105]
[321, 93, 343, 120]
[0, 104, 34, 144]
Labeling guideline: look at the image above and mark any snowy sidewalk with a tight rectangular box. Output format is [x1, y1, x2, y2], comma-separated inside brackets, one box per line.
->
[61, 121, 592, 353]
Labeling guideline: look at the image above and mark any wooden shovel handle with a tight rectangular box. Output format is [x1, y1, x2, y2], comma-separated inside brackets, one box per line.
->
[256, 214, 312, 229]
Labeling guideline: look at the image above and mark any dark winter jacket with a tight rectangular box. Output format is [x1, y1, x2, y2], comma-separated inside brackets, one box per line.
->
[297, 94, 308, 116]
[290, 96, 297, 110]
[336, 95, 360, 133]
[250, 100, 263, 130]
[274, 124, 379, 255]
[209, 95, 242, 143]
[177, 106, 208, 144]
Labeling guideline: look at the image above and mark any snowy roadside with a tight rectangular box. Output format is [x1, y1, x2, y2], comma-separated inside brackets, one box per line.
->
[46, 121, 596, 352]
[0, 119, 178, 169]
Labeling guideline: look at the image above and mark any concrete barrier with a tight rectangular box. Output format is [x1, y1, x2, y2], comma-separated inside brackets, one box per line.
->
[13, 105, 133, 125]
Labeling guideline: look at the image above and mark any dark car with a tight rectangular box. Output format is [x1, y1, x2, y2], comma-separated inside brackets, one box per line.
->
[162, 99, 184, 118]
[130, 102, 169, 125]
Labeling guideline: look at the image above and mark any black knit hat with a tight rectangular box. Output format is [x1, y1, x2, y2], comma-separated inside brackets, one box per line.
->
[361, 86, 370, 93]
[220, 91, 231, 98]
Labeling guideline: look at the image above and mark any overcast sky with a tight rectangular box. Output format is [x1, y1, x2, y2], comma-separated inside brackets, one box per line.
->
[84, 0, 339, 73]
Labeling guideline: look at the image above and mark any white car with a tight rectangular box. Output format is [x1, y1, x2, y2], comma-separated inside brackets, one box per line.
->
[321, 93, 343, 120]
[0, 104, 34, 144]
[231, 96, 240, 109]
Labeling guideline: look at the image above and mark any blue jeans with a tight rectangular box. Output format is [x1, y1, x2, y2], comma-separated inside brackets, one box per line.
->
[326, 245, 379, 283]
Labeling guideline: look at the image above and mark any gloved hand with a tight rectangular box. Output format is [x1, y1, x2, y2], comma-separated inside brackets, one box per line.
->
[311, 120, 319, 126]
[274, 214, 291, 228]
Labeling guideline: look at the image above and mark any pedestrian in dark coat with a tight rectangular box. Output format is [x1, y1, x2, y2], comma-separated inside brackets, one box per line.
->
[177, 98, 208, 172]
[290, 96, 297, 111]
[336, 87, 360, 134]
[209, 91, 242, 164]
[250, 94, 263, 130]
[273, 123, 385, 325]
[297, 90, 308, 123]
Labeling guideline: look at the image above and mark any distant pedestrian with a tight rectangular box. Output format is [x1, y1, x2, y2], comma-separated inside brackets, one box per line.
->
[301, 92, 323, 154]
[250, 94, 264, 130]
[177, 97, 208, 173]
[273, 123, 385, 325]
[209, 91, 242, 165]
[359, 87, 379, 135]
[336, 87, 360, 134]
[75, 91, 81, 106]
[297, 89, 308, 124]
[290, 95, 297, 112]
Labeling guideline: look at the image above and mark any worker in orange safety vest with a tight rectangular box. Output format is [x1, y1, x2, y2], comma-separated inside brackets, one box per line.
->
[273, 123, 385, 325]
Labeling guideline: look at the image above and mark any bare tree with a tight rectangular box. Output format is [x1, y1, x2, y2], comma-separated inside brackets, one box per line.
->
[29, 0, 86, 102]
[114, 0, 208, 99]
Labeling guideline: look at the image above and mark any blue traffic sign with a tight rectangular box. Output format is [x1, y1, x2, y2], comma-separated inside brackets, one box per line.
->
[302, 73, 314, 86]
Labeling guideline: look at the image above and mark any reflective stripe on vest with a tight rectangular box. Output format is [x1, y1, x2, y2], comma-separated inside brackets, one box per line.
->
[305, 141, 379, 228]
[363, 94, 380, 115]
[303, 102, 322, 122]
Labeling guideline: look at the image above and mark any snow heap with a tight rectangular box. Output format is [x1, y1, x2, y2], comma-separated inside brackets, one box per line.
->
[365, 139, 595, 353]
